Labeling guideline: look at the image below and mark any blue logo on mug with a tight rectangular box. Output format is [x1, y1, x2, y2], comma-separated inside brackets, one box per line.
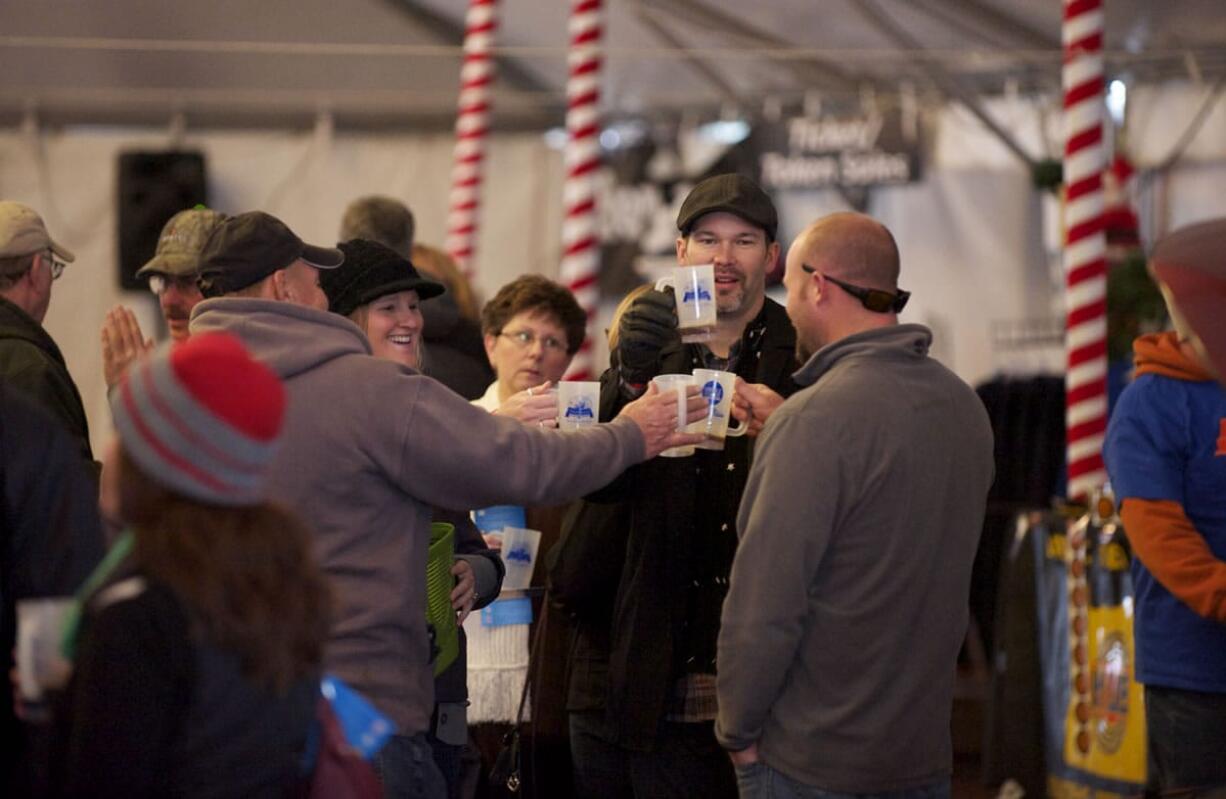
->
[682, 286, 713, 303]
[701, 380, 723, 404]
[564, 398, 594, 419]
[505, 547, 532, 564]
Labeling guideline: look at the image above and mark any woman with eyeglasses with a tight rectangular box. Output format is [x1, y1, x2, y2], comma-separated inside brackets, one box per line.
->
[468, 275, 586, 794]
[474, 274, 586, 425]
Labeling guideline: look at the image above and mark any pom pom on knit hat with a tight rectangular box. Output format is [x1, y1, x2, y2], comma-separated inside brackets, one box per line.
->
[110, 332, 286, 506]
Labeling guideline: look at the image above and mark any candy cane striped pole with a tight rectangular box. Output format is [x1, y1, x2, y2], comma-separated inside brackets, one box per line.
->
[559, 0, 604, 380]
[1062, 0, 1108, 502]
[446, 0, 498, 279]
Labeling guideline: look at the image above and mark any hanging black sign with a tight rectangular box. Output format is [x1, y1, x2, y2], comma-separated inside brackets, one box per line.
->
[755, 108, 921, 190]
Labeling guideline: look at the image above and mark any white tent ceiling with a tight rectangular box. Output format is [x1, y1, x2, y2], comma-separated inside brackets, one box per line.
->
[2, 0, 1224, 130]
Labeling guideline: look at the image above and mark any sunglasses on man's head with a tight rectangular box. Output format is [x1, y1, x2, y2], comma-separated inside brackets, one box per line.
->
[801, 264, 910, 314]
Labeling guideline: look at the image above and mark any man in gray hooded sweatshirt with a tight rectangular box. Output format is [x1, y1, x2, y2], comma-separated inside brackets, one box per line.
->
[190, 211, 702, 798]
[716, 213, 994, 798]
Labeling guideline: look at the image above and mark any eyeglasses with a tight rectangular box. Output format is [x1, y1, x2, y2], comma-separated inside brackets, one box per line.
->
[42, 250, 66, 281]
[500, 329, 568, 354]
[801, 264, 910, 314]
[147, 274, 201, 296]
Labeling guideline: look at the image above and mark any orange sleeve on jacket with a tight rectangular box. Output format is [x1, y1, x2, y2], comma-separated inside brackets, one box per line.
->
[1121, 498, 1226, 622]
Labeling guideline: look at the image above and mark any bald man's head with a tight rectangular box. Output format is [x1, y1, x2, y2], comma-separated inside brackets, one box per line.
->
[795, 212, 900, 291]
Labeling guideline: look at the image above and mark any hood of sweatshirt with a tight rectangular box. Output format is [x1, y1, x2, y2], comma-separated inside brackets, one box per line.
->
[1133, 330, 1214, 383]
[189, 297, 372, 380]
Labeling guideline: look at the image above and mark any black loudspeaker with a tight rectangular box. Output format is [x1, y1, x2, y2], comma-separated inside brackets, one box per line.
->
[116, 151, 208, 290]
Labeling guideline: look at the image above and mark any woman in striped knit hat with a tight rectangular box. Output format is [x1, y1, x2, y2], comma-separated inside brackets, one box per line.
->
[53, 332, 332, 797]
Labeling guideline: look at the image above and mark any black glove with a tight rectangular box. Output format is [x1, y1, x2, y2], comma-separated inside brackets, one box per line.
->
[616, 288, 680, 387]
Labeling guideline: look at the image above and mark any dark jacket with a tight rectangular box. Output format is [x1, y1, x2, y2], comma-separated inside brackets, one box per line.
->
[0, 296, 94, 465]
[421, 294, 494, 401]
[592, 298, 798, 751]
[56, 572, 318, 798]
[547, 500, 630, 714]
[0, 385, 104, 793]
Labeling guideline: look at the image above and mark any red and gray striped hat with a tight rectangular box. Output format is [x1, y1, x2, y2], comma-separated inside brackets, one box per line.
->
[110, 332, 286, 506]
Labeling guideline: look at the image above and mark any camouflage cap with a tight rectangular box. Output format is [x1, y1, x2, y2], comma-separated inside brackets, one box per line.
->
[0, 201, 75, 261]
[136, 208, 228, 278]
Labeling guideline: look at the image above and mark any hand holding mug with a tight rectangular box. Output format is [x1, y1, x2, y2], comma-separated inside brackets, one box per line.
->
[732, 379, 786, 437]
[450, 559, 476, 624]
[618, 382, 706, 460]
[495, 381, 558, 427]
[617, 290, 680, 387]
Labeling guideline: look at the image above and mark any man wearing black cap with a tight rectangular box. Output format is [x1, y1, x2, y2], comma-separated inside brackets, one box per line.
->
[578, 174, 799, 798]
[196, 211, 341, 309]
[189, 212, 706, 798]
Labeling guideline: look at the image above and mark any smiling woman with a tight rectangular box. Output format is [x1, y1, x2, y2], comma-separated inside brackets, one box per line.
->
[321, 238, 445, 369]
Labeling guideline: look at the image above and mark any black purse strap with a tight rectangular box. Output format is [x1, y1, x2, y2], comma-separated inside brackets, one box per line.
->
[515, 589, 549, 726]
[493, 590, 549, 796]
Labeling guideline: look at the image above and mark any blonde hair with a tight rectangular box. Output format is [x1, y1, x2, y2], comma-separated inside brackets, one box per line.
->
[411, 244, 480, 323]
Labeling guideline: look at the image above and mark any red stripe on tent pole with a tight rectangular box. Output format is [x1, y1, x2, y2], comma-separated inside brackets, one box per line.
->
[447, 0, 499, 280]
[1068, 454, 1106, 480]
[1062, 0, 1107, 502]
[1065, 77, 1106, 109]
[1062, 33, 1103, 60]
[1066, 383, 1104, 406]
[1067, 297, 1108, 327]
[1065, 127, 1103, 156]
[1064, 0, 1100, 21]
[1065, 175, 1102, 202]
[1068, 340, 1108, 368]
[567, 198, 597, 218]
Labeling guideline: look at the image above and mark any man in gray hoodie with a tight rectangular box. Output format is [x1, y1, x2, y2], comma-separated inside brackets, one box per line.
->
[190, 211, 702, 798]
[716, 213, 994, 798]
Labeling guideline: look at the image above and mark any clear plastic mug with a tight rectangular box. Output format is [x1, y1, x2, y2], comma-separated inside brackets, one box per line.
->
[499, 526, 542, 592]
[656, 264, 716, 343]
[16, 597, 75, 721]
[651, 373, 696, 457]
[692, 368, 748, 450]
[557, 381, 600, 430]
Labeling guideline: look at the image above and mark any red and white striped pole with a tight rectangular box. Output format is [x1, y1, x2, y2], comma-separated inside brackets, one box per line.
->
[446, 0, 498, 280]
[559, 0, 604, 380]
[1062, 0, 1108, 501]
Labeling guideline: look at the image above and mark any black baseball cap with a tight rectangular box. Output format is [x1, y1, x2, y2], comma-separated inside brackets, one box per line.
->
[677, 173, 778, 242]
[198, 211, 344, 298]
[323, 239, 445, 318]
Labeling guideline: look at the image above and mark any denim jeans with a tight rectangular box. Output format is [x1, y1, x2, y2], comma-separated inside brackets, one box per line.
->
[373, 732, 448, 799]
[733, 761, 950, 799]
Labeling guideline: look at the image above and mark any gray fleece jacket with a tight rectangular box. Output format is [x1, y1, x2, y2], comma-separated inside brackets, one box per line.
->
[715, 324, 994, 792]
[190, 298, 646, 734]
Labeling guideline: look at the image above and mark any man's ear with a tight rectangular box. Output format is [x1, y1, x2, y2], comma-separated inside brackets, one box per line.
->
[270, 269, 290, 302]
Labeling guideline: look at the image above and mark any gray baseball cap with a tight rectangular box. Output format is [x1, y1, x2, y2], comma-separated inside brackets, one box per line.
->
[0, 201, 75, 261]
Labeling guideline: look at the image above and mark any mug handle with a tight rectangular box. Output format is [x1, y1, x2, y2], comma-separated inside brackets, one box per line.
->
[654, 275, 675, 293]
[726, 415, 749, 437]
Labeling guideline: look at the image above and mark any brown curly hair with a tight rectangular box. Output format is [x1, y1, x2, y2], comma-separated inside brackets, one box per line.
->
[480, 275, 586, 356]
